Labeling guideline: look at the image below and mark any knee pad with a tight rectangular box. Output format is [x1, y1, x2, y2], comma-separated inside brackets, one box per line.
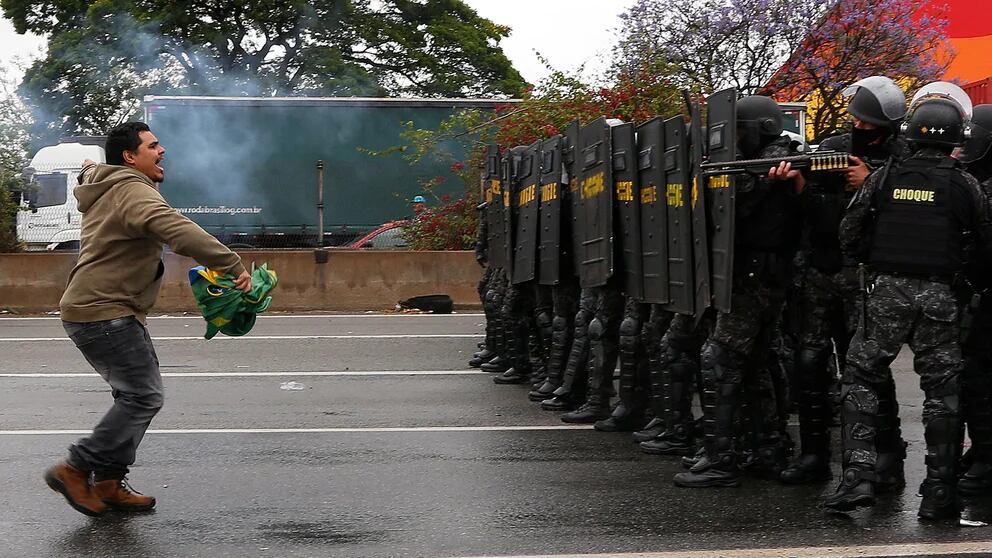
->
[536, 310, 553, 331]
[700, 341, 743, 383]
[588, 317, 605, 342]
[619, 317, 639, 351]
[840, 383, 879, 416]
[924, 383, 961, 419]
[552, 315, 569, 333]
[573, 309, 593, 332]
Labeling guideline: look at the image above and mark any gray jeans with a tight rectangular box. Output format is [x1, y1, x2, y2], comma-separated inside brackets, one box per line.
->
[63, 317, 164, 477]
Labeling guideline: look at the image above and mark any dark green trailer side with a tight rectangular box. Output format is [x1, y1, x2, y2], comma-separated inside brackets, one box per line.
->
[143, 96, 508, 247]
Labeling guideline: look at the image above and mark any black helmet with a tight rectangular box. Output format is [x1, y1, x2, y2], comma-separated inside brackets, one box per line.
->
[902, 98, 969, 150]
[848, 88, 889, 127]
[960, 104, 992, 164]
[844, 76, 907, 131]
[737, 95, 784, 156]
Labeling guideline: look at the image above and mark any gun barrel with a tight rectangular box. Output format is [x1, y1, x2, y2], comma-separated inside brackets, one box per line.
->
[700, 151, 851, 175]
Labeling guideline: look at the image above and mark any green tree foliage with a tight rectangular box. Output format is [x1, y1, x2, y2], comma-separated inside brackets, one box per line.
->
[3, 0, 528, 143]
[0, 70, 30, 252]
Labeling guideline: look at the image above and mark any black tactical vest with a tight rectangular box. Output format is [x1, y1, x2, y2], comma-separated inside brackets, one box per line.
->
[868, 157, 962, 277]
[735, 138, 802, 256]
[805, 134, 902, 273]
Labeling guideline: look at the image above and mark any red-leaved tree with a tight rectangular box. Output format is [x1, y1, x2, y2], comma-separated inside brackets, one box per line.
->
[763, 0, 951, 140]
[393, 66, 683, 250]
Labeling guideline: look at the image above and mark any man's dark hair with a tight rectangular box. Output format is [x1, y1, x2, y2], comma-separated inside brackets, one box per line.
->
[105, 122, 151, 165]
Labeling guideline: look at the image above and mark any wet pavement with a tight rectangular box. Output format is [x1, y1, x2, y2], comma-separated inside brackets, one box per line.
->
[1, 313, 991, 558]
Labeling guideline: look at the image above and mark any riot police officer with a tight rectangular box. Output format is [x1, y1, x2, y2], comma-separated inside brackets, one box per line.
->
[958, 104, 992, 496]
[825, 84, 987, 520]
[470, 200, 499, 367]
[673, 96, 804, 488]
[781, 77, 909, 484]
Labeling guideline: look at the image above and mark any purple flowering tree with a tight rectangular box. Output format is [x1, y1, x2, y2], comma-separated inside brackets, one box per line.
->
[615, 0, 950, 139]
[765, 0, 950, 140]
[615, 0, 826, 95]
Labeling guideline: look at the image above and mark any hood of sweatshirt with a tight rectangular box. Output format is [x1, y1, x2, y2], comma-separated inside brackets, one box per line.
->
[74, 164, 156, 213]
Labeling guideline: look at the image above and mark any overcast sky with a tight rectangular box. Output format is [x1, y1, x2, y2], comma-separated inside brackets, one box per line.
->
[0, 0, 635, 88]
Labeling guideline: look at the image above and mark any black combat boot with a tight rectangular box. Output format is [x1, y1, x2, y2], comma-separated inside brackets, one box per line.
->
[875, 378, 906, 492]
[632, 348, 668, 442]
[918, 409, 961, 521]
[681, 446, 706, 469]
[469, 349, 496, 368]
[641, 357, 697, 455]
[595, 313, 646, 431]
[781, 347, 832, 484]
[824, 383, 878, 512]
[562, 318, 614, 424]
[632, 418, 666, 443]
[824, 464, 876, 512]
[470, 284, 501, 367]
[673, 439, 740, 487]
[960, 353, 992, 496]
[673, 353, 742, 488]
[493, 367, 529, 384]
[480, 286, 508, 372]
[535, 303, 554, 370]
[481, 356, 509, 373]
[631, 318, 670, 442]
[541, 305, 592, 412]
[494, 314, 533, 384]
[959, 447, 992, 496]
[530, 314, 573, 400]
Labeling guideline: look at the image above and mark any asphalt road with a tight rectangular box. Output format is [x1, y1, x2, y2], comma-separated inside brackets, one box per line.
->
[1, 313, 991, 558]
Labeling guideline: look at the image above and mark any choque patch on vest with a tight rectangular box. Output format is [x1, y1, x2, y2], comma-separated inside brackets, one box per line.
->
[891, 188, 936, 203]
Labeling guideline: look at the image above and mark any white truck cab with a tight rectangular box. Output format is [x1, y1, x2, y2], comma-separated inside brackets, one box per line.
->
[16, 137, 105, 251]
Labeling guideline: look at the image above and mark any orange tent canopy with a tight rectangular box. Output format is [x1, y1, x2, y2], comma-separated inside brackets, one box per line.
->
[917, 0, 992, 83]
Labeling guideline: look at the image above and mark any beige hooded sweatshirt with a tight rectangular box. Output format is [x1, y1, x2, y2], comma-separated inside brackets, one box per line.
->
[59, 164, 245, 323]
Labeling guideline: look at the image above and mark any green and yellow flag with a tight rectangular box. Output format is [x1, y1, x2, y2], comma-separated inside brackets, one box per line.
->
[188, 263, 278, 339]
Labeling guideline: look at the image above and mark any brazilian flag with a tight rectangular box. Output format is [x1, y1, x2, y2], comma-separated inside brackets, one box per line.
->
[188, 263, 278, 339]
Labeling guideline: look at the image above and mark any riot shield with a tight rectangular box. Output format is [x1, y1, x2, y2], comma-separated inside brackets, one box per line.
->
[484, 145, 506, 270]
[662, 116, 694, 315]
[563, 120, 583, 277]
[705, 88, 738, 312]
[689, 101, 712, 315]
[538, 135, 564, 285]
[500, 148, 525, 280]
[577, 117, 614, 288]
[613, 122, 643, 300]
[512, 141, 541, 285]
[636, 117, 669, 304]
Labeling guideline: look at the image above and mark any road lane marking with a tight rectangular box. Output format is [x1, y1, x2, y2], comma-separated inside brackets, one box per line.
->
[460, 541, 992, 558]
[0, 370, 488, 378]
[0, 334, 479, 342]
[0, 425, 594, 435]
[0, 313, 484, 320]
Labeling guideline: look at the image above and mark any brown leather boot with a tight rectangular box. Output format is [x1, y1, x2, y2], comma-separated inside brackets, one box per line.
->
[44, 461, 107, 517]
[93, 478, 156, 512]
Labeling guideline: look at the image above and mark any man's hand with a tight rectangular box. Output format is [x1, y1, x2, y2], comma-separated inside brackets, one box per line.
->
[845, 156, 870, 191]
[234, 270, 252, 293]
[768, 161, 806, 194]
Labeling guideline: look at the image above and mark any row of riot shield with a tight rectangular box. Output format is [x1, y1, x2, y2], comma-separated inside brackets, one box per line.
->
[479, 87, 744, 316]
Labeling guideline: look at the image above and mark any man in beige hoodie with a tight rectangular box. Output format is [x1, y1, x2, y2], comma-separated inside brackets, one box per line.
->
[44, 122, 251, 517]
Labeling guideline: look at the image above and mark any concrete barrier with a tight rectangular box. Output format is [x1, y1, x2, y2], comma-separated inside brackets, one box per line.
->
[0, 250, 483, 314]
